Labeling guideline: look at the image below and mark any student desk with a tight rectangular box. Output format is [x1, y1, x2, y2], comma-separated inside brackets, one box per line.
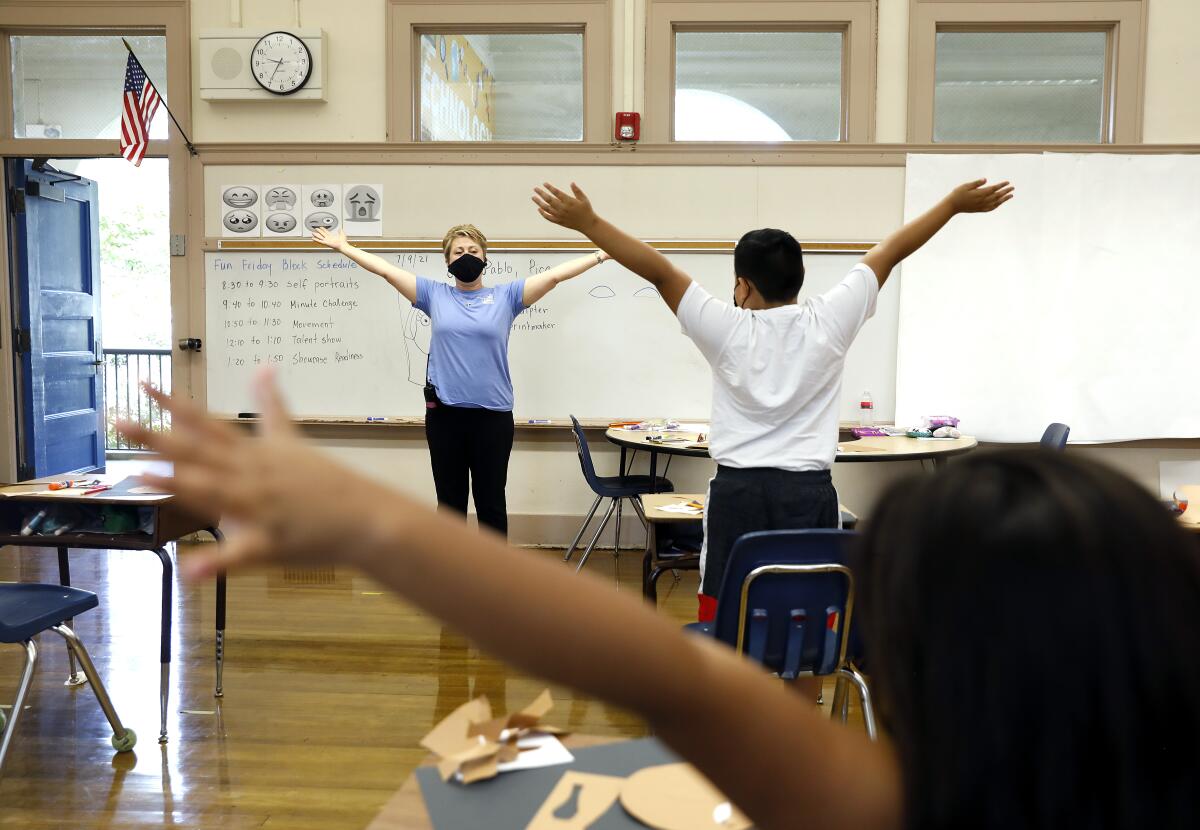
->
[640, 493, 705, 603]
[0, 475, 224, 744]
[366, 735, 618, 830]
[639, 493, 857, 605]
[605, 427, 979, 492]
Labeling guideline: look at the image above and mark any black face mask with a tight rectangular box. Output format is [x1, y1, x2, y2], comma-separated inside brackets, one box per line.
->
[448, 253, 486, 283]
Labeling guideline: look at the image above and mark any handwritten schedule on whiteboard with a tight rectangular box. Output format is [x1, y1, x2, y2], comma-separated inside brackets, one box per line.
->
[205, 250, 890, 421]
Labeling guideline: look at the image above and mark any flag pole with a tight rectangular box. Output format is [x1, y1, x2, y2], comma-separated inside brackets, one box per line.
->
[122, 38, 197, 156]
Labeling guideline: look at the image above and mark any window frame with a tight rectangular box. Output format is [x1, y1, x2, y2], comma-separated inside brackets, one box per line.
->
[645, 0, 878, 144]
[907, 0, 1148, 144]
[387, 0, 612, 144]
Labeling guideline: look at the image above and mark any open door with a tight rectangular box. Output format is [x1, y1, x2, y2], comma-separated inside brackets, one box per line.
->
[7, 159, 105, 479]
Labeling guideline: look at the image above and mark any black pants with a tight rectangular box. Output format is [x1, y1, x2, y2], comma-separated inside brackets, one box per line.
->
[424, 402, 515, 537]
[701, 465, 839, 597]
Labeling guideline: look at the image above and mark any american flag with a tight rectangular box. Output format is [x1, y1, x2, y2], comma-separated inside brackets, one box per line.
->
[120, 53, 160, 166]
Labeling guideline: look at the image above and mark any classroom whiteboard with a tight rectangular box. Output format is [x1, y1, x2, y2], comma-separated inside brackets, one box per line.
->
[204, 249, 897, 421]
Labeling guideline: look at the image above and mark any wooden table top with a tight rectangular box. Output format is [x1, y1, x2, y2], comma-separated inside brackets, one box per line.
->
[366, 735, 619, 830]
[641, 493, 707, 522]
[0, 473, 172, 505]
[604, 428, 978, 462]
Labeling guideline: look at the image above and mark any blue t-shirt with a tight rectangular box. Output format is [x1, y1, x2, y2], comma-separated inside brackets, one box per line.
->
[415, 277, 527, 410]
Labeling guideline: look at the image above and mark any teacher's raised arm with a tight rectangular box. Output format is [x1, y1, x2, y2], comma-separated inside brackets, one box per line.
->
[311, 227, 418, 303]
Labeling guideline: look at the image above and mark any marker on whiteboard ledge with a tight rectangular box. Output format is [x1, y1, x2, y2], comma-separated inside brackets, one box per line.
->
[237, 412, 260, 419]
[526, 419, 552, 425]
[366, 416, 388, 423]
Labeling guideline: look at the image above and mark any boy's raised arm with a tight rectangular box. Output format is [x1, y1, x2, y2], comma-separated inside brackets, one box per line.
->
[862, 178, 1014, 288]
[533, 183, 694, 313]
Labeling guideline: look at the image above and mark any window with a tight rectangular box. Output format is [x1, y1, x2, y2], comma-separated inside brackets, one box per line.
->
[674, 30, 844, 141]
[417, 32, 584, 142]
[908, 1, 1147, 144]
[934, 30, 1108, 143]
[646, 1, 877, 143]
[388, 1, 610, 143]
[10, 34, 166, 140]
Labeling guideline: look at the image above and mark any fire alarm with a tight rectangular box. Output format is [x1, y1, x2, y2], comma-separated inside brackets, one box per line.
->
[615, 112, 640, 141]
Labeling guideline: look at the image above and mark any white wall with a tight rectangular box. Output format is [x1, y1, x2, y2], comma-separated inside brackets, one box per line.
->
[182, 0, 1200, 544]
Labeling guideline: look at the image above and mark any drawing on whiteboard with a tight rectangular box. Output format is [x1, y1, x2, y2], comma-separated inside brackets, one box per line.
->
[588, 285, 615, 299]
[633, 286, 660, 298]
[401, 304, 433, 385]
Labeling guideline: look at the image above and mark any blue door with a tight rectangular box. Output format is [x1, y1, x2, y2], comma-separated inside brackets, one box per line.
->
[7, 159, 105, 479]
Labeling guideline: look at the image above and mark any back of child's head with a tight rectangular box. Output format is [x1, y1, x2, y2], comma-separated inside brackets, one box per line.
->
[856, 449, 1200, 830]
[733, 229, 805, 302]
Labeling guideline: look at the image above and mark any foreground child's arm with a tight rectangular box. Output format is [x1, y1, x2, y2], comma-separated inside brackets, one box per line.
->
[118, 376, 902, 830]
[522, 251, 611, 306]
[312, 227, 419, 303]
[862, 178, 1014, 288]
[533, 183, 694, 313]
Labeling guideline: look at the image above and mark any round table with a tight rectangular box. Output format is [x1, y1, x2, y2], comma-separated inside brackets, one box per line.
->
[603, 427, 978, 491]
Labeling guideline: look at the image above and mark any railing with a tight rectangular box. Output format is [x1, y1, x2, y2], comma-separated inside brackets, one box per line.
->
[104, 348, 171, 451]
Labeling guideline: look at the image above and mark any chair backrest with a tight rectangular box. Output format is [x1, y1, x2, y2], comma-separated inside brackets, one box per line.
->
[712, 529, 857, 678]
[1040, 423, 1071, 450]
[568, 416, 604, 491]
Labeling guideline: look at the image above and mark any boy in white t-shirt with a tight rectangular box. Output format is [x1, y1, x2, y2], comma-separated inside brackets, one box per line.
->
[533, 179, 1013, 620]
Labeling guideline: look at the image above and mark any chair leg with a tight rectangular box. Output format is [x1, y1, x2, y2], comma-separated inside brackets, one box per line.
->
[830, 674, 849, 724]
[613, 499, 624, 558]
[837, 666, 878, 742]
[52, 625, 136, 752]
[564, 495, 603, 563]
[575, 500, 616, 574]
[0, 639, 39, 776]
[629, 496, 649, 531]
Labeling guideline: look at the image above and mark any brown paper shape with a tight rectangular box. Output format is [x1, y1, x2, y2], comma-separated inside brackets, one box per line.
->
[421, 696, 492, 756]
[525, 771, 624, 830]
[418, 689, 568, 785]
[619, 763, 752, 830]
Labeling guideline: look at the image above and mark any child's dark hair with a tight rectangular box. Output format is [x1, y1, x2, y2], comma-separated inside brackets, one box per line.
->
[733, 229, 805, 302]
[856, 449, 1200, 830]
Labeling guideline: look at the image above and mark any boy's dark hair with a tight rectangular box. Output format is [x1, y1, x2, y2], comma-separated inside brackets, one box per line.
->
[856, 449, 1200, 830]
[733, 228, 805, 302]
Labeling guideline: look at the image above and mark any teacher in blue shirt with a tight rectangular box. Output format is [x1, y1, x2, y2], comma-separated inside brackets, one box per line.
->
[313, 223, 608, 538]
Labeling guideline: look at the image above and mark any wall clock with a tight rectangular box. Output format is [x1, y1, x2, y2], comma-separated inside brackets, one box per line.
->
[251, 31, 313, 96]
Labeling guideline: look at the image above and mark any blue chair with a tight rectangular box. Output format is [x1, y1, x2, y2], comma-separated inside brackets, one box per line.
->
[0, 585, 137, 775]
[1040, 423, 1071, 450]
[566, 416, 674, 573]
[688, 529, 876, 739]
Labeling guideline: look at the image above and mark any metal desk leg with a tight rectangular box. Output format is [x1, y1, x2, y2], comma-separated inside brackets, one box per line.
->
[152, 546, 173, 744]
[56, 547, 86, 687]
[619, 447, 628, 485]
[642, 522, 658, 604]
[649, 451, 659, 493]
[208, 526, 227, 699]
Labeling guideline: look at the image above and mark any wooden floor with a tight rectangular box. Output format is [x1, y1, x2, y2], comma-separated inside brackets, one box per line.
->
[0, 540, 863, 828]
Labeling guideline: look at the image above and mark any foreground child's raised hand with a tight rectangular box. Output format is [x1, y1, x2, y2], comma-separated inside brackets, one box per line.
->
[532, 182, 598, 232]
[116, 371, 392, 580]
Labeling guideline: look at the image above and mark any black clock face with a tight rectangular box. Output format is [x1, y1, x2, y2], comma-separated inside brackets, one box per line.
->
[251, 31, 313, 95]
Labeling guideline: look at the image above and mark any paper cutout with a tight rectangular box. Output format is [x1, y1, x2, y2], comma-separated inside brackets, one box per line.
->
[525, 771, 623, 830]
[620, 763, 752, 830]
[419, 690, 569, 785]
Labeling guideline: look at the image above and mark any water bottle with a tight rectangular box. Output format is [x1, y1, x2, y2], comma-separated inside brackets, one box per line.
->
[859, 391, 874, 427]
